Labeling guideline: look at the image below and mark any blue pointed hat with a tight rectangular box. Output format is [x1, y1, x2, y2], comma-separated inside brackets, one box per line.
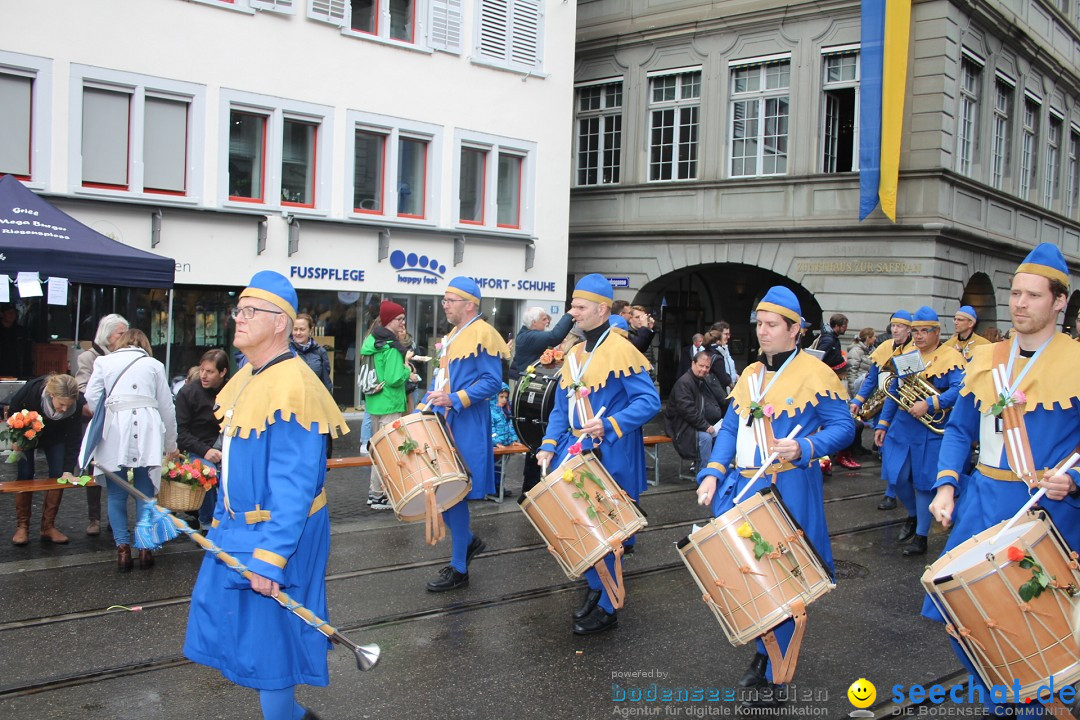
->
[1017, 243, 1070, 288]
[608, 314, 629, 336]
[756, 286, 801, 324]
[911, 306, 940, 328]
[890, 309, 913, 326]
[955, 305, 977, 323]
[446, 276, 481, 304]
[241, 270, 298, 320]
[573, 273, 613, 306]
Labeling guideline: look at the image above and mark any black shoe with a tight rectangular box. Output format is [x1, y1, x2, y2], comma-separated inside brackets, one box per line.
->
[902, 535, 928, 556]
[465, 536, 485, 567]
[877, 495, 897, 511]
[426, 565, 469, 592]
[572, 605, 618, 635]
[740, 683, 786, 709]
[897, 517, 917, 543]
[622, 544, 635, 556]
[302, 709, 322, 720]
[738, 652, 769, 688]
[573, 588, 602, 621]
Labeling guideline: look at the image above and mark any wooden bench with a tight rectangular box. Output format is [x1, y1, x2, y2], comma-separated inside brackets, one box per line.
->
[0, 478, 98, 493]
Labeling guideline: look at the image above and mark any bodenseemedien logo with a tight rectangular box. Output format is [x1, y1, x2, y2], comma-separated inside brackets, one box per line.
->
[847, 678, 875, 718]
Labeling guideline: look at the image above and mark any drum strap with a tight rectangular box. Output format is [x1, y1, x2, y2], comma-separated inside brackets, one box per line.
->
[759, 598, 807, 685]
[595, 545, 627, 610]
[424, 483, 446, 546]
[992, 342, 1039, 489]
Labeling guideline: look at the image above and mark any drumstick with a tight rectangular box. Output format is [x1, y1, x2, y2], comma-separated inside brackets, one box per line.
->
[729, 424, 804, 505]
[988, 452, 1080, 546]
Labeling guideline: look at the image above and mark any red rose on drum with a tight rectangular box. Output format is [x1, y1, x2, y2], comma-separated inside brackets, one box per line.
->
[1007, 545, 1026, 563]
[569, 442, 583, 456]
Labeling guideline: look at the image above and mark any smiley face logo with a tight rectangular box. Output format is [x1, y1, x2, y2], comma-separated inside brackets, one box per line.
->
[847, 678, 876, 709]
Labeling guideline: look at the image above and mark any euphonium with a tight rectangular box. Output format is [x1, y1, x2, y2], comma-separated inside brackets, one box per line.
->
[884, 374, 948, 434]
[857, 375, 891, 420]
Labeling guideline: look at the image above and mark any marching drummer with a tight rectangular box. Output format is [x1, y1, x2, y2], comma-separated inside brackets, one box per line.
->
[924, 243, 1080, 714]
[873, 306, 965, 556]
[535, 274, 660, 635]
[696, 287, 854, 709]
[419, 277, 510, 592]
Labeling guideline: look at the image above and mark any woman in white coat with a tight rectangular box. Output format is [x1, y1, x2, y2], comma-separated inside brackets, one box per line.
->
[82, 329, 178, 571]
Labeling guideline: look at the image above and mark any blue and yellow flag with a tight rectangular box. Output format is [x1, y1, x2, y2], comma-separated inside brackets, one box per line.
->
[859, 0, 911, 222]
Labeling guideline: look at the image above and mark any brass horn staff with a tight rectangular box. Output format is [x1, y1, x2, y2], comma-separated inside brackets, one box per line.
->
[857, 372, 892, 420]
[884, 374, 948, 434]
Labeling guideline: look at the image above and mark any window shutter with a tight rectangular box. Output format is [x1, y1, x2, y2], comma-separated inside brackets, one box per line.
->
[478, 0, 510, 62]
[308, 0, 345, 25]
[251, 0, 295, 12]
[509, 0, 541, 68]
[429, 0, 463, 53]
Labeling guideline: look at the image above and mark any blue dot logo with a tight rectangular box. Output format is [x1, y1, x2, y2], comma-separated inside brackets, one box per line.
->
[439, 265, 446, 274]
[419, 255, 429, 268]
[429, 258, 439, 270]
[390, 250, 406, 269]
[406, 253, 418, 267]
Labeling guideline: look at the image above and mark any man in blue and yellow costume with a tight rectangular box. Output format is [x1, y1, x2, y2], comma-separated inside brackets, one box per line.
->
[420, 276, 509, 592]
[697, 287, 854, 707]
[536, 274, 660, 635]
[945, 305, 990, 362]
[184, 271, 347, 720]
[849, 309, 913, 511]
[873, 307, 965, 556]
[924, 244, 1080, 717]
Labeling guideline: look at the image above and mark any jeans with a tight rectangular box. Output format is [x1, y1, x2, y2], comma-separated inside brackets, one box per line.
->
[105, 466, 155, 547]
[17, 442, 65, 481]
[188, 453, 221, 526]
[696, 431, 716, 468]
[360, 412, 373, 446]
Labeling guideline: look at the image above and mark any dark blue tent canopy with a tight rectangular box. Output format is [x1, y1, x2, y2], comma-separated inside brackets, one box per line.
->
[0, 175, 174, 289]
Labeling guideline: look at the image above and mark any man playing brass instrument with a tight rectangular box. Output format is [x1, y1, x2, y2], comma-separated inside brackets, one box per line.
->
[873, 307, 965, 556]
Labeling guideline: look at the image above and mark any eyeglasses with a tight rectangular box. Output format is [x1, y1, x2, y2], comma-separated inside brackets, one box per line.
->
[231, 305, 284, 320]
[441, 297, 467, 305]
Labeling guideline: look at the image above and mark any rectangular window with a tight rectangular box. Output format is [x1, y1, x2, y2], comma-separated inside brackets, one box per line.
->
[228, 110, 266, 201]
[389, 0, 413, 41]
[476, 0, 542, 71]
[350, 0, 375, 32]
[459, 146, 487, 224]
[1067, 131, 1079, 219]
[397, 136, 427, 218]
[281, 119, 316, 206]
[990, 79, 1012, 190]
[821, 52, 858, 173]
[648, 70, 700, 181]
[1020, 98, 1040, 202]
[1045, 115, 1062, 207]
[82, 87, 131, 188]
[143, 96, 189, 194]
[353, 129, 385, 213]
[730, 60, 789, 177]
[497, 152, 522, 228]
[575, 81, 622, 186]
[956, 58, 980, 177]
[0, 72, 32, 178]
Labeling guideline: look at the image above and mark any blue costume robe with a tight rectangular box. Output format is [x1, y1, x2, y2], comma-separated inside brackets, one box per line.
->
[852, 338, 915, 499]
[697, 349, 854, 683]
[539, 331, 660, 612]
[921, 335, 1080, 711]
[184, 357, 348, 691]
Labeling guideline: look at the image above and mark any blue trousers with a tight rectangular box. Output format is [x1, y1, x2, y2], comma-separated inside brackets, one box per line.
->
[104, 467, 155, 547]
[17, 442, 65, 480]
[442, 501, 473, 573]
[893, 456, 934, 536]
[258, 686, 304, 720]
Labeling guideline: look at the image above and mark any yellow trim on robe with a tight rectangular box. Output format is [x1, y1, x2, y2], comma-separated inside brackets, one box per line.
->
[945, 332, 990, 357]
[609, 416, 624, 439]
[975, 463, 1048, 482]
[245, 506, 272, 525]
[740, 462, 798, 477]
[211, 518, 220, 528]
[922, 345, 965, 380]
[558, 333, 651, 391]
[728, 350, 849, 420]
[308, 488, 327, 516]
[253, 548, 288, 569]
[442, 318, 510, 365]
[215, 357, 349, 439]
[959, 334, 1080, 413]
[456, 390, 472, 408]
[937, 469, 959, 482]
[707, 462, 727, 474]
[869, 338, 913, 369]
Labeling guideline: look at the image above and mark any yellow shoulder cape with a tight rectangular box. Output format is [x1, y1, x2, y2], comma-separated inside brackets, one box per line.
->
[730, 350, 848, 420]
[558, 333, 651, 391]
[215, 356, 349, 439]
[923, 344, 965, 379]
[444, 319, 510, 364]
[869, 338, 911, 368]
[961, 334, 1080, 412]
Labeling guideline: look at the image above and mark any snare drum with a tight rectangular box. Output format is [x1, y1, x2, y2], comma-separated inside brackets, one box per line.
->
[678, 487, 834, 648]
[513, 366, 560, 453]
[922, 510, 1080, 698]
[369, 413, 471, 544]
[519, 451, 646, 608]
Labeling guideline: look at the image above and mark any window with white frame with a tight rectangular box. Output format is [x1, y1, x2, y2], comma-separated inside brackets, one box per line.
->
[397, 136, 428, 218]
[497, 152, 522, 228]
[347, 113, 436, 220]
[353, 128, 386, 213]
[1045, 114, 1062, 207]
[575, 80, 623, 186]
[453, 132, 534, 231]
[730, 58, 790, 177]
[0, 71, 33, 179]
[956, 57, 981, 177]
[308, 0, 417, 44]
[821, 49, 859, 173]
[990, 78, 1013, 190]
[1020, 96, 1040, 202]
[222, 91, 330, 208]
[475, 0, 543, 72]
[648, 69, 700, 181]
[1067, 129, 1079, 219]
[428, 0, 463, 53]
[459, 146, 486, 224]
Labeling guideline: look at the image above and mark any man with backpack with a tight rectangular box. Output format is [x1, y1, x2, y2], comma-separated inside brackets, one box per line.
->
[359, 301, 412, 510]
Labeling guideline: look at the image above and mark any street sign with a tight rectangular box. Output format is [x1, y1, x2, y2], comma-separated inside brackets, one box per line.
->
[606, 277, 629, 288]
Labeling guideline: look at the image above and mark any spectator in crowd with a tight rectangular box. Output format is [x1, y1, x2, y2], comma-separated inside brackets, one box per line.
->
[82, 329, 178, 571]
[8, 374, 85, 545]
[628, 305, 656, 352]
[0, 305, 31, 378]
[799, 320, 818, 349]
[710, 321, 738, 390]
[291, 312, 333, 458]
[815, 313, 849, 377]
[175, 349, 228, 531]
[702, 329, 734, 396]
[611, 300, 632, 323]
[846, 328, 877, 398]
[490, 382, 518, 496]
[75, 313, 128, 536]
[509, 307, 574, 382]
[665, 352, 726, 472]
[981, 327, 1002, 343]
[677, 333, 706, 377]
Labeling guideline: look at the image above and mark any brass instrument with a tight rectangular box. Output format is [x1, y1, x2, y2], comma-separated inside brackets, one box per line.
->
[857, 374, 890, 421]
[884, 373, 948, 434]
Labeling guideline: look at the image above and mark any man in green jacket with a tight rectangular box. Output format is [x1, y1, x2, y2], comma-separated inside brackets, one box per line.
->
[360, 301, 411, 509]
